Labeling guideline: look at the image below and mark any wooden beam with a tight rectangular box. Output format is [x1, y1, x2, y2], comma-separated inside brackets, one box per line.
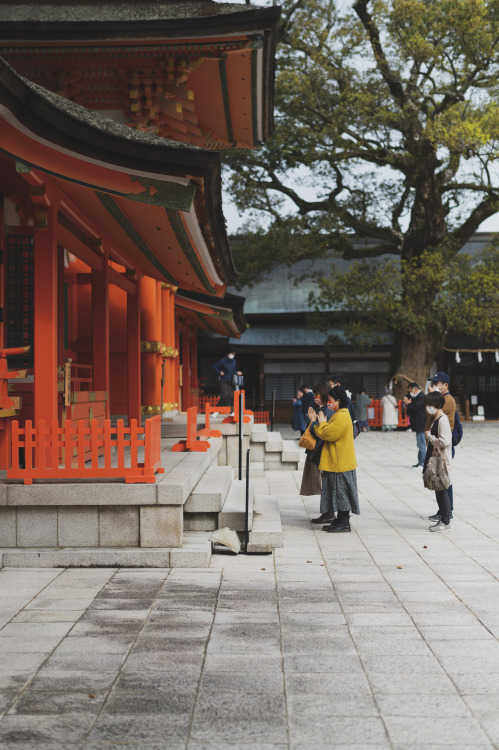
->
[57, 223, 103, 271]
[108, 265, 136, 295]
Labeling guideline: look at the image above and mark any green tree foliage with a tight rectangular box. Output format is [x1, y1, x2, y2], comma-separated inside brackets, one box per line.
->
[226, 0, 499, 388]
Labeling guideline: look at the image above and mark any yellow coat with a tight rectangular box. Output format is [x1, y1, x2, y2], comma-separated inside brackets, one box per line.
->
[315, 408, 357, 473]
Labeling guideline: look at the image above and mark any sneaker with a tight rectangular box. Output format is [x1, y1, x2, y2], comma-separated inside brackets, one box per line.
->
[428, 512, 453, 521]
[412, 464, 423, 469]
[429, 521, 451, 532]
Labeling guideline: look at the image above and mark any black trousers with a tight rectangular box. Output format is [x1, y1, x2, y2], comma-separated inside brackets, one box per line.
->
[435, 489, 451, 525]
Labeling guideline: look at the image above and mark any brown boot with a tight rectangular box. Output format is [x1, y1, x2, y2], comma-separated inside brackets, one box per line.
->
[311, 512, 335, 524]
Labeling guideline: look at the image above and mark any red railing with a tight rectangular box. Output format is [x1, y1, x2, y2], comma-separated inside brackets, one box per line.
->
[172, 406, 222, 452]
[254, 410, 270, 425]
[198, 394, 219, 410]
[8, 416, 164, 485]
[367, 399, 409, 429]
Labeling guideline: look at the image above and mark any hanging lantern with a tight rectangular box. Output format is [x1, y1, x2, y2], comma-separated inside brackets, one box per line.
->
[495, 351, 499, 363]
[478, 351, 483, 363]
[455, 351, 461, 363]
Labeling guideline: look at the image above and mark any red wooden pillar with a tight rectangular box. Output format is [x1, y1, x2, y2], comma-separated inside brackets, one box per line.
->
[155, 280, 162, 409]
[0, 193, 7, 469]
[139, 276, 159, 415]
[180, 323, 191, 410]
[160, 283, 177, 413]
[127, 281, 141, 423]
[92, 252, 110, 418]
[175, 313, 181, 411]
[34, 204, 58, 424]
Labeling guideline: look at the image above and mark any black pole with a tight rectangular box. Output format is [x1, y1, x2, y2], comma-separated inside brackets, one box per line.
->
[244, 447, 250, 553]
[252, 387, 256, 412]
[238, 390, 244, 481]
[270, 389, 275, 432]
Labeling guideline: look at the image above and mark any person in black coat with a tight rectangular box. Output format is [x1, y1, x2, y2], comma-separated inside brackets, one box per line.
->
[403, 382, 427, 468]
[213, 349, 242, 408]
[300, 384, 316, 429]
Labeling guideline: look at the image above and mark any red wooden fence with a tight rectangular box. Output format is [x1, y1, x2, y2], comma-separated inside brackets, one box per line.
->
[367, 399, 409, 429]
[8, 416, 164, 485]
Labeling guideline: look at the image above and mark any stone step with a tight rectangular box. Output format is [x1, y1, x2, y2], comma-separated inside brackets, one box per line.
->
[281, 439, 301, 462]
[184, 465, 233, 513]
[218, 479, 255, 531]
[157, 438, 221, 505]
[170, 532, 212, 568]
[0, 532, 213, 569]
[264, 432, 283, 452]
[250, 423, 269, 443]
[0, 547, 171, 568]
[242, 495, 283, 553]
[233, 462, 265, 478]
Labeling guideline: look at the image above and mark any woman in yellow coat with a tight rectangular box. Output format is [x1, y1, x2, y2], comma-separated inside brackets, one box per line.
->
[315, 385, 359, 533]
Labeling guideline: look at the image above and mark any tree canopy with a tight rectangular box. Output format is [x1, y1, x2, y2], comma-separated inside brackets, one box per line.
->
[226, 0, 499, 387]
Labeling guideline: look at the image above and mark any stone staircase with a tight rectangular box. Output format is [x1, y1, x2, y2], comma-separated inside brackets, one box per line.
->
[0, 420, 302, 569]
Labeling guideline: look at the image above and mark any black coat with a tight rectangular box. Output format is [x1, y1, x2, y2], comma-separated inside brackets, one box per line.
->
[301, 390, 316, 419]
[406, 390, 426, 433]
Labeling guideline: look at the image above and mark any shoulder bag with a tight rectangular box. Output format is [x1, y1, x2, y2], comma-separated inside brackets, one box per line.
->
[298, 423, 316, 450]
[422, 429, 450, 491]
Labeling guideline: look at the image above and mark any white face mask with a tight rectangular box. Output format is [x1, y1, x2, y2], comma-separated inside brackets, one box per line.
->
[227, 354, 235, 360]
[426, 406, 437, 415]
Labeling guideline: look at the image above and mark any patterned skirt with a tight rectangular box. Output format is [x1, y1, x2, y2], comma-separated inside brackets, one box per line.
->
[218, 381, 235, 408]
[320, 470, 360, 515]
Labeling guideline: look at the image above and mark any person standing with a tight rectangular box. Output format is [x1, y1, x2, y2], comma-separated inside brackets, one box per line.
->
[300, 384, 316, 425]
[212, 348, 242, 409]
[328, 374, 356, 423]
[423, 390, 452, 532]
[292, 390, 306, 434]
[426, 371, 456, 520]
[302, 382, 333, 519]
[403, 382, 427, 468]
[381, 387, 398, 431]
[355, 388, 372, 432]
[315, 385, 359, 533]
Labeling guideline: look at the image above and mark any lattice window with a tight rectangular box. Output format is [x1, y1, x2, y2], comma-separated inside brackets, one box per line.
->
[6, 234, 34, 369]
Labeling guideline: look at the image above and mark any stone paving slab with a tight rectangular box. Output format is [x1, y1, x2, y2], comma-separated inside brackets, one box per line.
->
[1, 427, 499, 747]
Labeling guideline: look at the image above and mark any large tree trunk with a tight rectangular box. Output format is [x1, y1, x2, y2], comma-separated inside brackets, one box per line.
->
[392, 329, 445, 399]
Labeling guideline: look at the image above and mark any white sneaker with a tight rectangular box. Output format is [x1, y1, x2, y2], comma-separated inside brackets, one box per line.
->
[429, 521, 451, 532]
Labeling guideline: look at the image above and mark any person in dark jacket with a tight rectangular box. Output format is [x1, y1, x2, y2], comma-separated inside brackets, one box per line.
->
[300, 384, 316, 426]
[213, 349, 242, 408]
[403, 382, 427, 468]
[328, 374, 357, 423]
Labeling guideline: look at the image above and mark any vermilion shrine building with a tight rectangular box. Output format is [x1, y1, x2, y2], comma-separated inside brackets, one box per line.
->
[0, 1, 279, 471]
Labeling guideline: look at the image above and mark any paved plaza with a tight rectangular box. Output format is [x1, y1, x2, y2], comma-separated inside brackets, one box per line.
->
[1, 425, 499, 749]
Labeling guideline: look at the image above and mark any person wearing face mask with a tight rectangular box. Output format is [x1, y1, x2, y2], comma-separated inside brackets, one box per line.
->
[314, 385, 359, 533]
[301, 382, 334, 518]
[423, 390, 452, 532]
[212, 348, 242, 409]
[403, 382, 427, 468]
[426, 372, 456, 521]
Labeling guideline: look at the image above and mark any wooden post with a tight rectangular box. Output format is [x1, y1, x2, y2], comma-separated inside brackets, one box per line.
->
[189, 327, 198, 408]
[127, 282, 141, 423]
[92, 251, 110, 418]
[34, 203, 58, 423]
[155, 280, 162, 410]
[139, 276, 158, 415]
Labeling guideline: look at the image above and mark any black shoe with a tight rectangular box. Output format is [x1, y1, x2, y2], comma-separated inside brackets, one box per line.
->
[324, 521, 351, 533]
[412, 463, 423, 468]
[312, 512, 335, 524]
